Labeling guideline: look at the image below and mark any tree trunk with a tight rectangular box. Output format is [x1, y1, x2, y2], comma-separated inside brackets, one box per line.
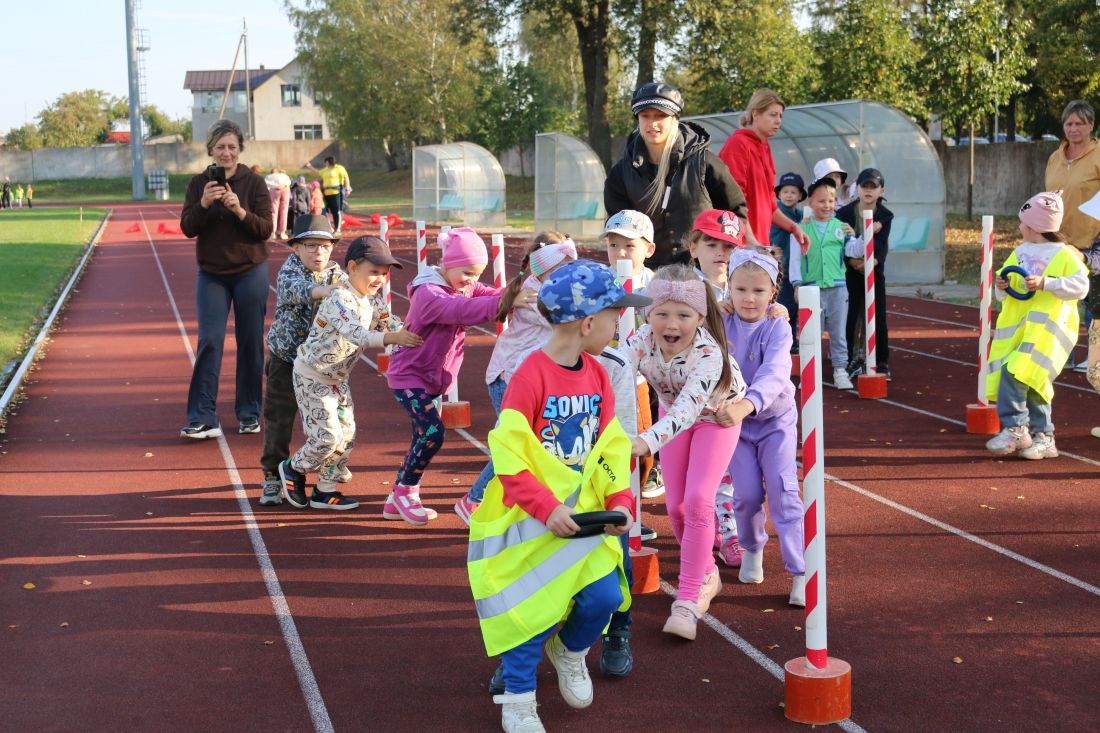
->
[635, 0, 658, 90]
[573, 0, 613, 170]
[968, 124, 975, 222]
[1005, 95, 1018, 141]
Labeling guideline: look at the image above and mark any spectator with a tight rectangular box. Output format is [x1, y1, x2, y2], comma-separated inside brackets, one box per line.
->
[265, 168, 293, 240]
[178, 119, 273, 440]
[289, 175, 310, 231]
[25, 184, 33, 209]
[1, 178, 10, 209]
[306, 156, 351, 233]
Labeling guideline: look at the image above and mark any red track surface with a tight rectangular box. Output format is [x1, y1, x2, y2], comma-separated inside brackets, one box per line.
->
[2, 202, 1099, 732]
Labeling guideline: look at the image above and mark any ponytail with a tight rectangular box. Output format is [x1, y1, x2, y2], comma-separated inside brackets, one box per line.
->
[495, 229, 569, 322]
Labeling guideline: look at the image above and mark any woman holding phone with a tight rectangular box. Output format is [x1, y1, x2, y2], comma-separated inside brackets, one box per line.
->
[178, 119, 273, 439]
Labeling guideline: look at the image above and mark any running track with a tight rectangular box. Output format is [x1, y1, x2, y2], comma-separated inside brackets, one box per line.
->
[1, 203, 1099, 732]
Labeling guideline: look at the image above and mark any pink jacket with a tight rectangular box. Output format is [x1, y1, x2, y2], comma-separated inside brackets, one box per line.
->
[386, 267, 502, 395]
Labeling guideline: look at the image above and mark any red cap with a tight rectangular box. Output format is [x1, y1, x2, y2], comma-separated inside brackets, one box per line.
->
[692, 209, 746, 246]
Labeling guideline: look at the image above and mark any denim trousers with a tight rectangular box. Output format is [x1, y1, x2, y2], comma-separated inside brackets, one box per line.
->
[995, 364, 1053, 434]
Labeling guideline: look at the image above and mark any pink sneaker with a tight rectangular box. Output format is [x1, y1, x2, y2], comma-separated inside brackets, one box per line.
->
[382, 493, 439, 520]
[454, 493, 480, 526]
[719, 537, 744, 567]
[384, 485, 432, 525]
[713, 530, 722, 550]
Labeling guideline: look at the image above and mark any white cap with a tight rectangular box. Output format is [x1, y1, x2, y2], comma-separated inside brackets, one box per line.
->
[1079, 190, 1100, 221]
[814, 158, 848, 184]
[600, 210, 655, 243]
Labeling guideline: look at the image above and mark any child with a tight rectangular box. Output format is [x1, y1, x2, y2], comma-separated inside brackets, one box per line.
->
[278, 235, 422, 510]
[790, 177, 854, 390]
[456, 231, 575, 524]
[771, 172, 805, 345]
[722, 246, 806, 604]
[260, 215, 349, 506]
[309, 181, 324, 215]
[387, 227, 523, 525]
[986, 191, 1088, 459]
[13, 184, 23, 208]
[837, 168, 894, 381]
[813, 158, 849, 209]
[25, 185, 33, 209]
[469, 260, 650, 733]
[624, 264, 748, 639]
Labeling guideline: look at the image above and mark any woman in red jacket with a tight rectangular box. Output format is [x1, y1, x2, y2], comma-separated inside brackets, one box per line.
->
[718, 90, 809, 254]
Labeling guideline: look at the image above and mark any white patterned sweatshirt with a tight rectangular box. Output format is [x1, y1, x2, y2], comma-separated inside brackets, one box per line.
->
[295, 287, 402, 383]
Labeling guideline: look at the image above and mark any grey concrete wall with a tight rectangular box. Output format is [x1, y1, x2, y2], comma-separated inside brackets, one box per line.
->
[934, 140, 1061, 216]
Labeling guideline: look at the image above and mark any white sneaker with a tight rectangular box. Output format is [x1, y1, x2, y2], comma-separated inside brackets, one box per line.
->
[641, 465, 665, 498]
[494, 691, 545, 733]
[789, 574, 806, 607]
[696, 567, 722, 615]
[739, 549, 764, 584]
[662, 599, 700, 640]
[544, 634, 592, 709]
[833, 368, 854, 390]
[1019, 432, 1058, 460]
[986, 426, 1032, 455]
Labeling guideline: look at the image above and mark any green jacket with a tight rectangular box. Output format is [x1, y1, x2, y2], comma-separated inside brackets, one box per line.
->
[791, 218, 848, 288]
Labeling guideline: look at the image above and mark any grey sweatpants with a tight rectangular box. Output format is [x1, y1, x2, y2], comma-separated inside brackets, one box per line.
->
[820, 286, 849, 370]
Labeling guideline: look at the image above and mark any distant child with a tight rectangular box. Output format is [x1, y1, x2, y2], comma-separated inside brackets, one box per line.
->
[986, 191, 1088, 459]
[387, 227, 519, 525]
[278, 235, 423, 510]
[722, 246, 806, 605]
[813, 158, 850, 210]
[469, 260, 649, 733]
[456, 231, 574, 524]
[624, 264, 747, 640]
[260, 215, 349, 506]
[309, 181, 324, 215]
[25, 185, 33, 209]
[837, 168, 894, 381]
[771, 172, 806, 344]
[790, 177, 855, 390]
[13, 184, 24, 208]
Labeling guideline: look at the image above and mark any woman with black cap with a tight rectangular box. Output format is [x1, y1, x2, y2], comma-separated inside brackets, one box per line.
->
[605, 83, 755, 268]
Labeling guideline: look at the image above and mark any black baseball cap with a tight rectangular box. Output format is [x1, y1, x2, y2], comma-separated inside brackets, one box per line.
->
[806, 177, 837, 198]
[775, 172, 807, 199]
[856, 168, 885, 188]
[631, 83, 684, 118]
[345, 235, 402, 268]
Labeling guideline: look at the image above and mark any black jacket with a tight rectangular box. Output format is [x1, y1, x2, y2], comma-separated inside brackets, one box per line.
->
[836, 199, 894, 272]
[605, 121, 749, 267]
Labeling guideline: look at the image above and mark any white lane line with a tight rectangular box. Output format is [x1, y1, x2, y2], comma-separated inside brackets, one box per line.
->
[887, 310, 979, 329]
[891, 346, 1094, 393]
[140, 211, 335, 733]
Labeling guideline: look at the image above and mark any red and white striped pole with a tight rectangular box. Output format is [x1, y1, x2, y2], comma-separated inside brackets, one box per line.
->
[376, 218, 393, 374]
[493, 234, 507, 335]
[857, 210, 887, 398]
[967, 215, 999, 433]
[784, 286, 851, 724]
[416, 220, 427, 274]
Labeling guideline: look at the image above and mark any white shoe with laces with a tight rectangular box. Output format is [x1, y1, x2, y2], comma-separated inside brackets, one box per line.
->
[833, 368, 854, 390]
[1019, 432, 1058, 460]
[662, 599, 701, 640]
[494, 691, 545, 733]
[544, 633, 593, 709]
[986, 426, 1032, 455]
[789, 574, 807, 607]
[739, 549, 764, 584]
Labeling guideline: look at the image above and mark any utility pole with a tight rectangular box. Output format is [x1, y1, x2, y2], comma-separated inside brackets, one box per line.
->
[243, 19, 253, 140]
[124, 0, 145, 200]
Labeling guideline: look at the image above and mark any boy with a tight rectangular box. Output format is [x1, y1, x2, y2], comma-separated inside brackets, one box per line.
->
[814, 158, 850, 209]
[470, 260, 651, 733]
[790, 177, 855, 389]
[259, 214, 347, 505]
[13, 184, 23, 208]
[277, 235, 422, 510]
[771, 172, 806, 348]
[25, 185, 32, 209]
[837, 168, 894, 380]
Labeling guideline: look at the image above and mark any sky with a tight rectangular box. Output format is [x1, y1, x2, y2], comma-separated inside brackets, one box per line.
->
[1, 0, 298, 133]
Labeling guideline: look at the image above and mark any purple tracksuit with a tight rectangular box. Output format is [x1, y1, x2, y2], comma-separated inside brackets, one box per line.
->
[724, 311, 805, 575]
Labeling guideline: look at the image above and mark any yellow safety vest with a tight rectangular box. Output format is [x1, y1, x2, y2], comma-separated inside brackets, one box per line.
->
[987, 247, 1084, 402]
[468, 408, 632, 657]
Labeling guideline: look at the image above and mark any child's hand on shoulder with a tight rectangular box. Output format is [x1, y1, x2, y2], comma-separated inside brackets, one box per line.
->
[841, 223, 856, 237]
[604, 506, 633, 537]
[546, 505, 580, 538]
[513, 288, 538, 309]
[630, 437, 651, 458]
[384, 328, 424, 347]
[719, 299, 737, 316]
[767, 303, 789, 321]
[312, 283, 344, 300]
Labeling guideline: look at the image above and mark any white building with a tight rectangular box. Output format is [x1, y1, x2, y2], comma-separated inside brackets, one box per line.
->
[184, 59, 329, 142]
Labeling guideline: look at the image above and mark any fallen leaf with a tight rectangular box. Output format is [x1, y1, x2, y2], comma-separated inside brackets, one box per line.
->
[81, 580, 91, 586]
[940, 429, 947, 433]
[870, 438, 876, 442]
[60, 622, 70, 628]
[953, 657, 962, 664]
[763, 609, 774, 613]
[77, 555, 86, 558]
[840, 410, 848, 413]
[979, 504, 988, 508]
[381, 481, 389, 485]
[795, 626, 802, 631]
[779, 702, 785, 708]
[985, 617, 993, 621]
[916, 391, 922, 394]
[22, 583, 35, 590]
[146, 512, 153, 516]
[277, 523, 287, 527]
[1016, 601, 1023, 604]
[144, 452, 153, 458]
[990, 487, 997, 491]
[768, 644, 780, 649]
[264, 640, 274, 646]
[1017, 496, 1024, 500]
[701, 678, 709, 682]
[8, 625, 15, 629]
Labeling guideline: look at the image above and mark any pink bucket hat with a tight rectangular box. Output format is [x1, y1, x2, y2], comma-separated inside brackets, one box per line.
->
[1019, 191, 1064, 234]
[439, 227, 488, 268]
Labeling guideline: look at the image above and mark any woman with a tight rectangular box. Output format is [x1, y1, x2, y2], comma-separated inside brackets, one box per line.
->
[265, 168, 293, 240]
[605, 82, 753, 267]
[1046, 99, 1100, 371]
[179, 119, 273, 439]
[305, 156, 351, 233]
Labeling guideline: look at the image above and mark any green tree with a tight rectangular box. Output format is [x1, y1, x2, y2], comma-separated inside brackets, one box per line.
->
[142, 105, 193, 142]
[37, 90, 127, 147]
[470, 62, 552, 189]
[5, 123, 43, 151]
[612, 0, 683, 90]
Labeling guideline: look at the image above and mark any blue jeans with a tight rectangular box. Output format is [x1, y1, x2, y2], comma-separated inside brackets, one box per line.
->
[500, 569, 623, 694]
[468, 377, 508, 502]
[609, 533, 634, 631]
[187, 261, 269, 427]
[995, 365, 1053, 434]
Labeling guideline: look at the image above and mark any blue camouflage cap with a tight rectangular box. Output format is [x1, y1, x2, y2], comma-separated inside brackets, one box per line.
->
[538, 260, 652, 324]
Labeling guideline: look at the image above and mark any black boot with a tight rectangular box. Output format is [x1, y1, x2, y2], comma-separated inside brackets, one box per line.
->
[599, 629, 633, 677]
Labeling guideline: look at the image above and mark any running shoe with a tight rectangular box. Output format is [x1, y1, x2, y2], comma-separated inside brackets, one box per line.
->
[641, 465, 665, 498]
[238, 417, 260, 434]
[662, 600, 700, 640]
[718, 537, 744, 567]
[454, 493, 480, 526]
[309, 489, 359, 510]
[738, 549, 764, 584]
[489, 664, 505, 695]
[278, 459, 309, 508]
[180, 422, 222, 440]
[833, 368, 854, 390]
[639, 525, 657, 542]
[986, 426, 1032, 455]
[789, 574, 807, 607]
[545, 633, 592, 709]
[599, 629, 633, 677]
[847, 358, 865, 380]
[337, 466, 352, 483]
[697, 567, 723, 615]
[389, 484, 430, 526]
[495, 691, 545, 733]
[877, 363, 891, 382]
[1074, 359, 1088, 373]
[383, 491, 438, 520]
[1019, 432, 1058, 460]
[258, 472, 282, 506]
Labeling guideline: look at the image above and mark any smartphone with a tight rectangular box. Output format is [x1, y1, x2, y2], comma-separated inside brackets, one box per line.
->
[206, 164, 226, 188]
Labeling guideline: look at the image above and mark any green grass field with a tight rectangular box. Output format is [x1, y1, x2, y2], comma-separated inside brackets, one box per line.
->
[0, 207, 106, 369]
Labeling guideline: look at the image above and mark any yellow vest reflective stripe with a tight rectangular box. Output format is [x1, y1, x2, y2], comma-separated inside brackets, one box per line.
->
[468, 408, 632, 657]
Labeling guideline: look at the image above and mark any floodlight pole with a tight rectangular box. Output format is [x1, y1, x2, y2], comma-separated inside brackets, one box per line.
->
[124, 0, 145, 200]
[243, 19, 253, 140]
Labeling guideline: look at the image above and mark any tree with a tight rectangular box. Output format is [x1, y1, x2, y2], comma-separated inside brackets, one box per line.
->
[471, 62, 553, 189]
[612, 0, 683, 90]
[37, 90, 127, 147]
[142, 105, 193, 142]
[5, 123, 43, 151]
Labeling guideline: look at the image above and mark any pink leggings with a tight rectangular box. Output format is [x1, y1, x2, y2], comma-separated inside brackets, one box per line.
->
[660, 417, 742, 603]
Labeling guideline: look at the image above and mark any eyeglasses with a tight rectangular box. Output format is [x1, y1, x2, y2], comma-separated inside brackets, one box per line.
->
[302, 243, 334, 252]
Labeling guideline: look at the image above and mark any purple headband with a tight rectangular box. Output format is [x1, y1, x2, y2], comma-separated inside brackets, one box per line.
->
[530, 239, 577, 277]
[644, 279, 708, 319]
[729, 249, 779, 284]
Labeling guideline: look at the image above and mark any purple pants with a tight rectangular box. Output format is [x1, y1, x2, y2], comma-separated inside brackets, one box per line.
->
[729, 407, 805, 575]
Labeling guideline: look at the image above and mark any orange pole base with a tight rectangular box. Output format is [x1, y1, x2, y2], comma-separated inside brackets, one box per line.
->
[629, 547, 660, 594]
[376, 353, 390, 374]
[857, 373, 887, 399]
[441, 401, 471, 429]
[783, 656, 852, 725]
[966, 403, 1000, 434]
[791, 354, 800, 377]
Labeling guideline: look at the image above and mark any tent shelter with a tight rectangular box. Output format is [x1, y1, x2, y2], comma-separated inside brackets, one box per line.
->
[535, 132, 608, 238]
[684, 100, 946, 284]
[412, 142, 506, 227]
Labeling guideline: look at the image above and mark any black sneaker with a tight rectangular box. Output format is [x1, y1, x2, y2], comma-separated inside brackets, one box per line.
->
[258, 472, 283, 506]
[309, 489, 359, 510]
[847, 358, 865, 380]
[599, 629, 633, 677]
[640, 525, 657, 542]
[239, 417, 260, 434]
[489, 664, 505, 695]
[641, 465, 664, 499]
[180, 422, 222, 440]
[878, 363, 891, 381]
[278, 459, 309, 508]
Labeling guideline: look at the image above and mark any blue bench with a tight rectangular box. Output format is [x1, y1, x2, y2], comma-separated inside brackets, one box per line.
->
[890, 217, 930, 250]
[570, 201, 599, 219]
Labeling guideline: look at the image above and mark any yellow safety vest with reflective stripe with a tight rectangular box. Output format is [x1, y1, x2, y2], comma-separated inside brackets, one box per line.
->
[987, 247, 1084, 402]
[468, 408, 632, 657]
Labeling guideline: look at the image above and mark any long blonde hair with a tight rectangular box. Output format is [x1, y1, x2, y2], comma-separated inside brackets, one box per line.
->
[739, 89, 786, 128]
[651, 263, 733, 398]
[642, 121, 681, 217]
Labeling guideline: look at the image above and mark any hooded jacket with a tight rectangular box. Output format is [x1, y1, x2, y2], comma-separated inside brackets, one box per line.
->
[719, 127, 778, 243]
[386, 267, 502, 395]
[604, 121, 749, 267]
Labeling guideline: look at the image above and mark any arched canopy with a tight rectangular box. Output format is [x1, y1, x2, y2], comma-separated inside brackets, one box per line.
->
[535, 132, 608, 238]
[685, 100, 946, 284]
[413, 142, 506, 227]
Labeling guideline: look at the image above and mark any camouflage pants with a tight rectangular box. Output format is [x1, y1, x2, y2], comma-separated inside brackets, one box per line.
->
[290, 365, 355, 492]
[261, 355, 299, 475]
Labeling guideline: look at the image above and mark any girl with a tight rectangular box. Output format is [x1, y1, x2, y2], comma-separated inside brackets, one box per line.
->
[722, 246, 806, 606]
[309, 181, 324, 215]
[386, 228, 536, 526]
[454, 231, 576, 524]
[624, 264, 747, 640]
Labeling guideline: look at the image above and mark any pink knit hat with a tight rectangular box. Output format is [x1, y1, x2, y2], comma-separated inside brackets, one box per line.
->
[1019, 191, 1064, 234]
[439, 227, 488, 268]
